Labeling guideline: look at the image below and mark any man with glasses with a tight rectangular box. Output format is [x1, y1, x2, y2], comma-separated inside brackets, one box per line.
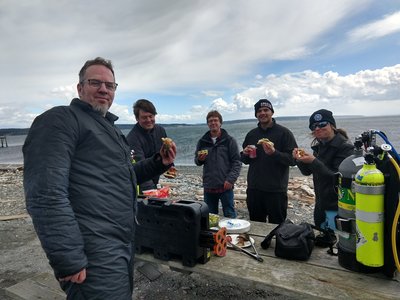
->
[23, 57, 176, 299]
[241, 99, 297, 224]
[293, 109, 353, 246]
[195, 110, 242, 218]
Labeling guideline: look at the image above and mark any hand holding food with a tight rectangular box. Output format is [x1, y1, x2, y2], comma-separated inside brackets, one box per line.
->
[197, 149, 208, 161]
[160, 137, 176, 165]
[197, 149, 208, 155]
[293, 148, 315, 164]
[257, 138, 274, 147]
[257, 138, 275, 155]
[161, 137, 173, 153]
[296, 148, 305, 158]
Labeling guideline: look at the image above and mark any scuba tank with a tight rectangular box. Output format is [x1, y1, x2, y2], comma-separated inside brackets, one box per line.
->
[354, 152, 385, 267]
[373, 143, 400, 277]
[336, 138, 375, 272]
[336, 129, 399, 276]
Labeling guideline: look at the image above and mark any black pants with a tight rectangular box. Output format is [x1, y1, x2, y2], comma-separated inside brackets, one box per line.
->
[313, 199, 325, 228]
[246, 188, 288, 224]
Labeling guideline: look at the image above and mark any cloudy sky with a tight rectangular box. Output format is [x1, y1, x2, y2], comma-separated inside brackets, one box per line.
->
[1, 0, 399, 128]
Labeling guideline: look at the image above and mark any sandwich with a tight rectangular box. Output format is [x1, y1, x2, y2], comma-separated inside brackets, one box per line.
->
[197, 149, 208, 155]
[164, 166, 177, 179]
[296, 149, 305, 158]
[161, 137, 173, 153]
[257, 138, 274, 147]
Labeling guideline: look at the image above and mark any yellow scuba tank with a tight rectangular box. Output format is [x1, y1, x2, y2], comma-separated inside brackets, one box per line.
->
[354, 153, 385, 267]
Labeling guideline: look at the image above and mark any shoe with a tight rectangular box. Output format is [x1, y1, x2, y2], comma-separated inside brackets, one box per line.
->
[315, 230, 337, 248]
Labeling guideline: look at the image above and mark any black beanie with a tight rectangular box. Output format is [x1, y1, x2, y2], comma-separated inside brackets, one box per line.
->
[309, 109, 336, 130]
[254, 99, 274, 116]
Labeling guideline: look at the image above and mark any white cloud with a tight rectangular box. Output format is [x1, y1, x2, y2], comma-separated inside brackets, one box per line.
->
[202, 90, 223, 98]
[115, 63, 400, 124]
[349, 11, 400, 41]
[233, 94, 254, 110]
[2, 1, 360, 93]
[49, 62, 400, 127]
[0, 0, 398, 128]
[190, 105, 204, 113]
[50, 85, 77, 102]
[109, 103, 134, 124]
[273, 47, 311, 60]
[222, 64, 400, 118]
[210, 98, 237, 112]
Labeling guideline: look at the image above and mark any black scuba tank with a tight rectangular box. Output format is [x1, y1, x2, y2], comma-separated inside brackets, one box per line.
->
[336, 139, 380, 272]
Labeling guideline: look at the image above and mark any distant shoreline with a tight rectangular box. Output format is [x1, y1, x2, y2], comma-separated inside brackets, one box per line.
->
[1, 114, 386, 132]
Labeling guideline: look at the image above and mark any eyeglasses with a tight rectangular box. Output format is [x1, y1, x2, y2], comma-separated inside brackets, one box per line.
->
[81, 79, 118, 91]
[310, 121, 329, 131]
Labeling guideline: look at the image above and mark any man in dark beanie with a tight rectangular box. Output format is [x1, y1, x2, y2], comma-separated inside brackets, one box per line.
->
[254, 99, 274, 115]
[241, 99, 297, 224]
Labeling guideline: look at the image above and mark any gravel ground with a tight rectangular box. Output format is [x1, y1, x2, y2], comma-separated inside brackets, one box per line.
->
[0, 165, 314, 299]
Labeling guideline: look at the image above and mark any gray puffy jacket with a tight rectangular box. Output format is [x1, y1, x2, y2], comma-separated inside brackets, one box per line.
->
[23, 98, 166, 299]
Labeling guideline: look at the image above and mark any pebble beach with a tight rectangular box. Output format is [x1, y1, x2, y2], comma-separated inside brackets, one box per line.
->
[161, 165, 315, 224]
[0, 164, 315, 299]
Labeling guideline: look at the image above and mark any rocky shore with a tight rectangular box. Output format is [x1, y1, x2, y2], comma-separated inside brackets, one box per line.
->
[0, 165, 315, 299]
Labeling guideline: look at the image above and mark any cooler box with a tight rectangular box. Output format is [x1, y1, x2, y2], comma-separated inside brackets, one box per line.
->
[135, 198, 211, 267]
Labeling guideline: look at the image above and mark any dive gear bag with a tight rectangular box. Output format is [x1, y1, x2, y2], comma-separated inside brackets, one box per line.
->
[261, 220, 315, 260]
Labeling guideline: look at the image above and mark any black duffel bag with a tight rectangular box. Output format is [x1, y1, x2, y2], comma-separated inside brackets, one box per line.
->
[261, 219, 315, 260]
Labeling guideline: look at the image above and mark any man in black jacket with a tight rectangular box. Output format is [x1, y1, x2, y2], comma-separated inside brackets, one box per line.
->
[23, 57, 176, 299]
[241, 99, 297, 224]
[126, 99, 175, 193]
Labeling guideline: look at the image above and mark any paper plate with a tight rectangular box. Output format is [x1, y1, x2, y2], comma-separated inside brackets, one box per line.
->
[227, 234, 255, 248]
[218, 219, 251, 233]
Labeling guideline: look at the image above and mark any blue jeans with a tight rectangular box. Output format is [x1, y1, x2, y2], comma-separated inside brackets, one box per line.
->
[320, 210, 337, 231]
[204, 189, 237, 218]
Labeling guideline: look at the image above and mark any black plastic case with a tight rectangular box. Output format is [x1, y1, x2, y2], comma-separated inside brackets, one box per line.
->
[135, 198, 211, 267]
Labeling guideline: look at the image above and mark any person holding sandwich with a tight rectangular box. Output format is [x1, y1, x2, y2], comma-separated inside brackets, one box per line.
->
[293, 109, 353, 246]
[195, 110, 242, 218]
[127, 99, 176, 193]
[241, 99, 297, 224]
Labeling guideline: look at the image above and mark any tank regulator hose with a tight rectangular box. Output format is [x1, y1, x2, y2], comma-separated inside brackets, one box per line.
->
[388, 153, 400, 272]
[373, 130, 400, 162]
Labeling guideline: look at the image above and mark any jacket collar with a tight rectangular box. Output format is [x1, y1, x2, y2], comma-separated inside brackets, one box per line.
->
[312, 132, 346, 150]
[135, 123, 154, 134]
[202, 128, 228, 142]
[257, 118, 276, 131]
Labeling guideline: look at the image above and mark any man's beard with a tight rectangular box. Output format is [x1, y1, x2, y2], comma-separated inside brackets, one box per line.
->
[92, 104, 109, 116]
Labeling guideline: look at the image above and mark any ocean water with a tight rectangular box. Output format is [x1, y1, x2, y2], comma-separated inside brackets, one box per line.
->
[160, 115, 400, 165]
[1, 115, 399, 165]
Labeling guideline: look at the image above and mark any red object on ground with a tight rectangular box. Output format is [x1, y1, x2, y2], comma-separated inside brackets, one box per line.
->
[142, 186, 170, 198]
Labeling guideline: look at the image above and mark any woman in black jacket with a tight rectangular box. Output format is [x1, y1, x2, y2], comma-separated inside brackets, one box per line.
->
[293, 109, 354, 246]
